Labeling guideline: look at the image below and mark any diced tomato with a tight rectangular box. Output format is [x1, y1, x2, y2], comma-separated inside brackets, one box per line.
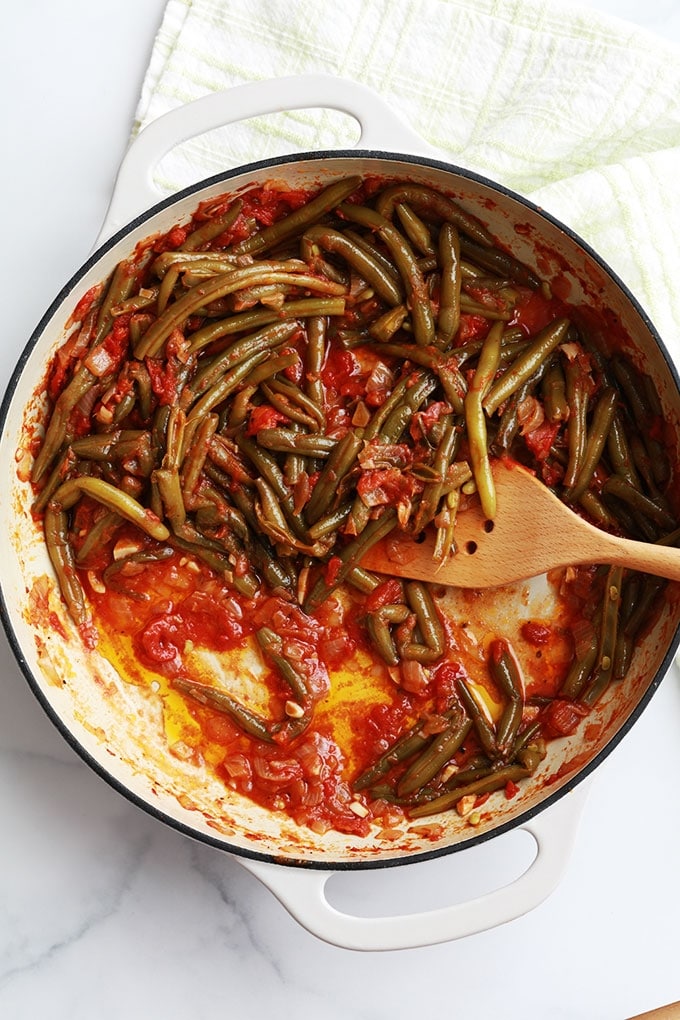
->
[153, 224, 189, 253]
[521, 621, 552, 646]
[146, 355, 182, 406]
[523, 420, 560, 461]
[356, 468, 416, 508]
[324, 556, 343, 587]
[541, 699, 588, 738]
[246, 404, 290, 435]
[70, 285, 100, 324]
[321, 348, 366, 400]
[365, 578, 404, 612]
[504, 781, 520, 800]
[456, 314, 491, 344]
[512, 290, 569, 336]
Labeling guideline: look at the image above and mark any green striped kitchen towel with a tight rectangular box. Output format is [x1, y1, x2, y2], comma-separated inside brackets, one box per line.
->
[134, 0, 680, 362]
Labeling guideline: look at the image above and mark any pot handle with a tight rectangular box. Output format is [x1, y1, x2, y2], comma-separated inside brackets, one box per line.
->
[97, 73, 437, 245]
[236, 783, 590, 952]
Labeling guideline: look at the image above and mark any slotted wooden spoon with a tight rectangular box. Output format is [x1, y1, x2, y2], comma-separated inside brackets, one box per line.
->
[360, 459, 680, 588]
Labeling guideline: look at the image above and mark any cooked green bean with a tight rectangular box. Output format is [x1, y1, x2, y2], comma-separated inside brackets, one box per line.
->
[338, 203, 435, 346]
[436, 222, 462, 348]
[303, 509, 398, 612]
[397, 713, 472, 797]
[32, 170, 680, 838]
[489, 639, 525, 759]
[173, 677, 274, 742]
[565, 386, 618, 503]
[231, 176, 362, 256]
[373, 183, 494, 248]
[483, 318, 570, 415]
[301, 225, 403, 305]
[256, 625, 310, 705]
[601, 475, 676, 531]
[408, 763, 533, 818]
[44, 505, 90, 628]
[457, 678, 498, 759]
[52, 476, 169, 541]
[465, 321, 503, 519]
[542, 362, 569, 422]
[366, 603, 410, 666]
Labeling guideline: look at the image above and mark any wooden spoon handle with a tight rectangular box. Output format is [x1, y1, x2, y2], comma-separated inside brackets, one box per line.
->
[589, 530, 680, 582]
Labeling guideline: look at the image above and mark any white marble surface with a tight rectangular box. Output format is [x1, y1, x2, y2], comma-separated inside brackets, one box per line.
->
[2, 2, 680, 1017]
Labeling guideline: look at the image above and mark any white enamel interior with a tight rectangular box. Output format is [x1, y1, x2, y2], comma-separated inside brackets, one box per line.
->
[2, 152, 679, 868]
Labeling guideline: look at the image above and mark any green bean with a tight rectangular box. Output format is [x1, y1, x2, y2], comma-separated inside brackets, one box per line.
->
[623, 574, 665, 641]
[303, 509, 398, 612]
[378, 372, 437, 444]
[542, 362, 569, 422]
[459, 236, 540, 288]
[263, 376, 325, 430]
[93, 256, 142, 345]
[433, 488, 461, 562]
[135, 264, 345, 359]
[181, 199, 243, 251]
[408, 763, 533, 818]
[581, 565, 623, 706]
[305, 315, 327, 408]
[404, 581, 446, 660]
[52, 476, 169, 541]
[154, 467, 186, 529]
[255, 625, 309, 705]
[465, 321, 503, 519]
[395, 203, 435, 256]
[483, 318, 570, 415]
[607, 414, 641, 490]
[613, 358, 670, 486]
[374, 183, 494, 248]
[31, 366, 98, 482]
[256, 429, 338, 458]
[413, 418, 460, 532]
[231, 176, 362, 256]
[563, 357, 590, 488]
[173, 677, 274, 743]
[187, 297, 345, 354]
[180, 414, 218, 507]
[338, 203, 435, 346]
[366, 603, 410, 666]
[352, 717, 433, 792]
[436, 222, 462, 348]
[368, 305, 409, 342]
[489, 639, 525, 759]
[601, 475, 676, 531]
[346, 566, 381, 594]
[397, 713, 472, 797]
[565, 386, 618, 503]
[560, 619, 599, 698]
[189, 321, 300, 399]
[44, 505, 90, 628]
[304, 429, 365, 524]
[301, 225, 403, 305]
[494, 359, 551, 451]
[457, 678, 498, 759]
[443, 755, 493, 791]
[74, 509, 121, 564]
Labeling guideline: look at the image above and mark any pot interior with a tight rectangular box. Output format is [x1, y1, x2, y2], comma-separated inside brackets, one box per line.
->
[2, 152, 679, 867]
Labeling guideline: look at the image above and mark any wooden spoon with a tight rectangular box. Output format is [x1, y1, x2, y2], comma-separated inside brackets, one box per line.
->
[360, 459, 680, 588]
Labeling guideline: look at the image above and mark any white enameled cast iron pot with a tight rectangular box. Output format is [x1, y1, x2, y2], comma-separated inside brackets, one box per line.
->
[1, 75, 679, 951]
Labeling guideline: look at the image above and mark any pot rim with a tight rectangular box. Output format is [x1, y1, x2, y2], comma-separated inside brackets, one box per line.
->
[2, 147, 679, 870]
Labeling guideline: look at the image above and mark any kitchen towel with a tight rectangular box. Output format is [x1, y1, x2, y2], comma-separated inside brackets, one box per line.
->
[133, 0, 680, 362]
